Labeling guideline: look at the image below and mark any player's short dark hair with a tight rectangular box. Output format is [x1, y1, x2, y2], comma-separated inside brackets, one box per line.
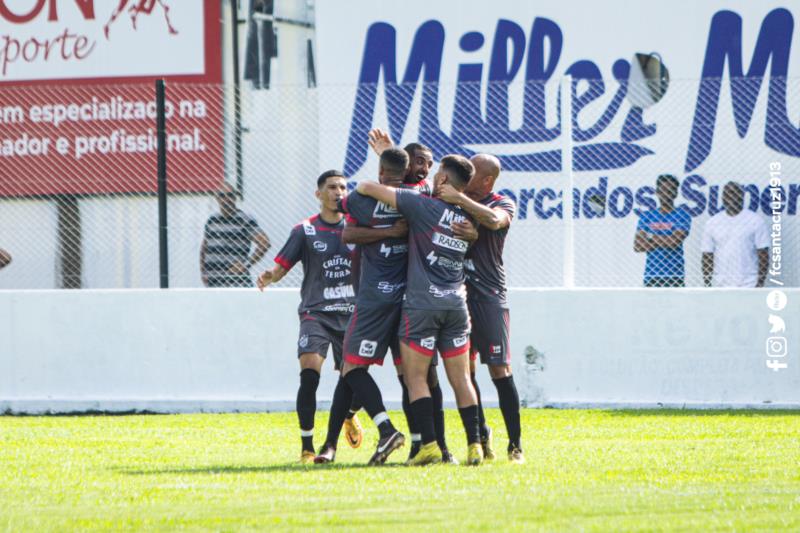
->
[317, 169, 345, 188]
[380, 147, 409, 177]
[404, 142, 433, 158]
[657, 174, 679, 189]
[440, 155, 475, 189]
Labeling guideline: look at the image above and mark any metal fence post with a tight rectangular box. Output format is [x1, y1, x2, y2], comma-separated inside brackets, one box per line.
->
[155, 79, 169, 289]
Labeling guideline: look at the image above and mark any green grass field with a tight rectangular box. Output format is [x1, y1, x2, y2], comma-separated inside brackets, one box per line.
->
[1, 409, 798, 531]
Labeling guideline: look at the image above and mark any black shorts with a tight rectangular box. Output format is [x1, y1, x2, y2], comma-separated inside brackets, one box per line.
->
[343, 302, 402, 366]
[399, 306, 471, 359]
[297, 311, 348, 370]
[468, 300, 511, 366]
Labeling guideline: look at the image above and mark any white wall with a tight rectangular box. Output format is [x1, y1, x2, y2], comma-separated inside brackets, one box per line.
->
[1, 288, 797, 413]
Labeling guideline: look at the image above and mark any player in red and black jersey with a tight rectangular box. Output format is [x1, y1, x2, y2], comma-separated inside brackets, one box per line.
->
[438, 154, 524, 464]
[256, 170, 363, 464]
[358, 154, 485, 466]
[345, 129, 471, 464]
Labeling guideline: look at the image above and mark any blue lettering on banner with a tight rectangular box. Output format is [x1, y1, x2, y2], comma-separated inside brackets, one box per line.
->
[343, 8, 798, 215]
[496, 176, 800, 221]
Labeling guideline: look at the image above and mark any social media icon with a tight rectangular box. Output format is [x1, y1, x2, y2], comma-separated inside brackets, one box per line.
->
[766, 337, 788, 358]
[768, 315, 786, 333]
[766, 290, 788, 311]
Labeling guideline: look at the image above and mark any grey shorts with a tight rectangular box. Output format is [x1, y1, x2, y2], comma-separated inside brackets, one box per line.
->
[297, 311, 348, 370]
[343, 301, 402, 366]
[399, 306, 471, 359]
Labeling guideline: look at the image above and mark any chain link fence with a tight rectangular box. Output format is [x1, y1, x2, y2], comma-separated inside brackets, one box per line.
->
[0, 76, 797, 289]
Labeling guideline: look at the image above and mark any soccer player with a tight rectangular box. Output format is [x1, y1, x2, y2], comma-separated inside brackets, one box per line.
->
[256, 170, 362, 464]
[358, 154, 484, 466]
[355, 130, 468, 463]
[313, 148, 411, 464]
[437, 154, 524, 463]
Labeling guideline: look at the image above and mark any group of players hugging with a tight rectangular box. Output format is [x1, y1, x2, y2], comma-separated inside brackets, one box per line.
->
[257, 130, 523, 466]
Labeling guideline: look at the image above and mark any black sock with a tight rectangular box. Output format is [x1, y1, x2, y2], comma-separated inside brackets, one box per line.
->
[430, 381, 447, 451]
[323, 377, 353, 448]
[297, 368, 320, 452]
[345, 367, 395, 438]
[346, 394, 362, 420]
[410, 397, 435, 444]
[494, 375, 522, 451]
[398, 375, 419, 437]
[471, 372, 490, 439]
[458, 405, 481, 445]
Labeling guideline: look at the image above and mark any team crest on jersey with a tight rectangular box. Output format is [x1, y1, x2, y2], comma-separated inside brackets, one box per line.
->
[372, 201, 399, 219]
[303, 223, 316, 235]
[359, 340, 378, 358]
[346, 243, 356, 251]
[299, 335, 309, 348]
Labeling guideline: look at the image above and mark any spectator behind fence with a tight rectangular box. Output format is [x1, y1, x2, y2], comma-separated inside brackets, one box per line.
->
[200, 184, 271, 287]
[633, 174, 691, 287]
[0, 248, 11, 270]
[701, 182, 769, 287]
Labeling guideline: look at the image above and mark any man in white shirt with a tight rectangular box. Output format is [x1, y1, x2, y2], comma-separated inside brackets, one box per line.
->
[701, 182, 770, 287]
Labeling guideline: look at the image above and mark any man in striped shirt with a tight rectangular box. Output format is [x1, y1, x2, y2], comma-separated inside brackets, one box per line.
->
[200, 184, 271, 287]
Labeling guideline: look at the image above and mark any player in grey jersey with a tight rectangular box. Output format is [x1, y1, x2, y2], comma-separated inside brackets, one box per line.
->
[358, 154, 485, 466]
[257, 171, 363, 464]
[354, 130, 475, 463]
[438, 154, 524, 464]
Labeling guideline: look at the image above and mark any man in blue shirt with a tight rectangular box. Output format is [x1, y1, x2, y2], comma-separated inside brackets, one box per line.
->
[634, 174, 691, 287]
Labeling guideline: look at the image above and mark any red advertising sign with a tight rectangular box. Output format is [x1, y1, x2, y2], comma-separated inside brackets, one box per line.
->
[0, 0, 224, 196]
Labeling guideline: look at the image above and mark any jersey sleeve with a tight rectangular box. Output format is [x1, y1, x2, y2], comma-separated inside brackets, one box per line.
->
[243, 213, 262, 239]
[636, 211, 648, 232]
[675, 208, 691, 233]
[496, 196, 516, 223]
[340, 192, 372, 226]
[274, 225, 305, 270]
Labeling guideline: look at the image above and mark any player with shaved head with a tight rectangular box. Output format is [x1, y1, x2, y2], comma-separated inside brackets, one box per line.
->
[438, 153, 524, 464]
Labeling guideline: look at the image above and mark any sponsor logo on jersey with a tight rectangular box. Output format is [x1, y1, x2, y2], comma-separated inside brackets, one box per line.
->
[377, 281, 404, 294]
[428, 284, 464, 298]
[324, 284, 355, 299]
[359, 340, 378, 357]
[437, 208, 467, 230]
[313, 240, 328, 252]
[453, 335, 468, 347]
[420, 336, 436, 350]
[432, 232, 468, 252]
[303, 223, 316, 235]
[373, 201, 400, 218]
[323, 303, 355, 313]
[491, 345, 502, 354]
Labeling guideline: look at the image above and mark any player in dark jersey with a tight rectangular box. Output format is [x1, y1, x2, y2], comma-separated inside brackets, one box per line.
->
[313, 148, 410, 464]
[438, 154, 524, 464]
[358, 155, 485, 466]
[368, 128, 433, 194]
[359, 129, 471, 463]
[256, 170, 363, 464]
